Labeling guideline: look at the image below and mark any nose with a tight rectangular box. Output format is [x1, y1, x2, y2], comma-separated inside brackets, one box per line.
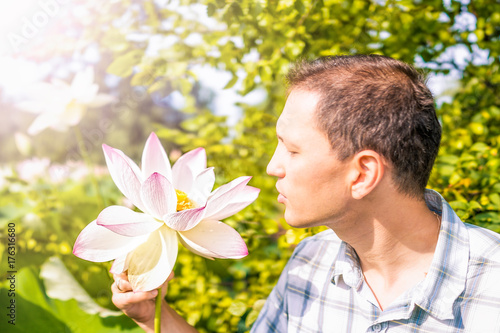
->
[267, 147, 285, 178]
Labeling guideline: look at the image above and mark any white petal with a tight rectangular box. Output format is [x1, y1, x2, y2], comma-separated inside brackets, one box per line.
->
[178, 220, 248, 259]
[141, 132, 172, 181]
[16, 100, 46, 114]
[206, 186, 260, 221]
[51, 122, 70, 132]
[172, 166, 194, 195]
[127, 226, 178, 292]
[71, 66, 98, 102]
[163, 206, 206, 232]
[76, 84, 99, 103]
[140, 173, 177, 218]
[110, 254, 128, 274]
[204, 176, 251, 219]
[188, 167, 215, 206]
[71, 66, 94, 90]
[177, 234, 214, 260]
[27, 114, 60, 135]
[102, 144, 147, 212]
[172, 148, 206, 192]
[96, 205, 163, 236]
[73, 220, 147, 262]
[61, 103, 85, 126]
[16, 82, 69, 114]
[114, 147, 144, 182]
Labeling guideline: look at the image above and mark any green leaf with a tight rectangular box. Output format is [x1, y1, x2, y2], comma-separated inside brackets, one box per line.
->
[207, 3, 216, 16]
[470, 142, 489, 152]
[227, 300, 247, 316]
[131, 69, 156, 86]
[40, 257, 121, 316]
[245, 309, 260, 327]
[229, 3, 244, 17]
[449, 201, 468, 211]
[474, 212, 500, 223]
[294, 0, 305, 14]
[107, 50, 144, 77]
[0, 266, 142, 333]
[223, 74, 238, 89]
[438, 155, 459, 165]
[489, 193, 500, 206]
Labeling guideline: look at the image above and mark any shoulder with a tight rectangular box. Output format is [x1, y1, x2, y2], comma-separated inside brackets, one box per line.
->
[465, 223, 500, 263]
[462, 223, 500, 298]
[286, 229, 343, 272]
[457, 224, 500, 327]
[292, 229, 342, 257]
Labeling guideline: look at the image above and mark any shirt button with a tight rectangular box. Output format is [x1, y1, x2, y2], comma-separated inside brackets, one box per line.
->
[373, 323, 382, 331]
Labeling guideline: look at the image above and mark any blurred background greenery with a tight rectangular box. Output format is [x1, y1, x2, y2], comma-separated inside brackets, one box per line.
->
[0, 0, 499, 332]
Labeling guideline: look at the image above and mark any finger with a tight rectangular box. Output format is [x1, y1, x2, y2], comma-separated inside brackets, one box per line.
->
[113, 272, 129, 283]
[112, 289, 158, 309]
[112, 278, 133, 293]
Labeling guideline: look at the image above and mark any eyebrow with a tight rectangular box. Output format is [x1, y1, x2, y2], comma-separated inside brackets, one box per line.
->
[277, 134, 300, 149]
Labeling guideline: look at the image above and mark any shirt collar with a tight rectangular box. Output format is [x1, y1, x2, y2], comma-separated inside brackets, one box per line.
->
[330, 189, 469, 320]
[331, 241, 363, 289]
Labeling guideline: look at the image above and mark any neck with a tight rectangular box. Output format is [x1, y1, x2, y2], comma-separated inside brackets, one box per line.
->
[329, 190, 441, 309]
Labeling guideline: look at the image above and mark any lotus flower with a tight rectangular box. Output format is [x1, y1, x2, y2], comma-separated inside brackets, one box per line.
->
[16, 66, 115, 135]
[73, 133, 259, 291]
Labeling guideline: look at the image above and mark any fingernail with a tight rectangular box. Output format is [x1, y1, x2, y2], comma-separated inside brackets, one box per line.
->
[150, 289, 158, 297]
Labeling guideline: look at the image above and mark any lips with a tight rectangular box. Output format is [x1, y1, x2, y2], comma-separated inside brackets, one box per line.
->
[276, 184, 287, 203]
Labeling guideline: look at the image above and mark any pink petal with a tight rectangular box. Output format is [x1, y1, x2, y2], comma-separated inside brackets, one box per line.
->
[206, 186, 260, 221]
[110, 254, 128, 274]
[172, 148, 206, 192]
[141, 173, 177, 219]
[178, 219, 248, 259]
[188, 167, 215, 206]
[163, 206, 206, 232]
[102, 144, 147, 213]
[141, 132, 173, 181]
[204, 176, 252, 219]
[96, 205, 163, 237]
[127, 226, 178, 292]
[73, 220, 147, 262]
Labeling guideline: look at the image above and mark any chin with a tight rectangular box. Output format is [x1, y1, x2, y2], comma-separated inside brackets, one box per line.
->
[284, 211, 319, 229]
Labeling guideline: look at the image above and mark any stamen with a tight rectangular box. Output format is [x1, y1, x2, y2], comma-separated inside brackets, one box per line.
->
[175, 189, 195, 211]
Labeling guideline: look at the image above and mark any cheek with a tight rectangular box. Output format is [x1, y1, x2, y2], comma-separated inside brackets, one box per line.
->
[294, 167, 346, 208]
[286, 167, 326, 204]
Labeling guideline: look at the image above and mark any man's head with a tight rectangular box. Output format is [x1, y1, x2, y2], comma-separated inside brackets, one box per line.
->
[285, 55, 441, 198]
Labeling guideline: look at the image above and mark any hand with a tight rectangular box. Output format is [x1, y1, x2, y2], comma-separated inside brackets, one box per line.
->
[111, 271, 173, 330]
[111, 272, 197, 332]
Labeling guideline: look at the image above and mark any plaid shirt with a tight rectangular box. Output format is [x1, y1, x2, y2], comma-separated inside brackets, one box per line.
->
[251, 190, 500, 332]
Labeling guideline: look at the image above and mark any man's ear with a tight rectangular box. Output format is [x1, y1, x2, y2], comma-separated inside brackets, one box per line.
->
[349, 150, 385, 200]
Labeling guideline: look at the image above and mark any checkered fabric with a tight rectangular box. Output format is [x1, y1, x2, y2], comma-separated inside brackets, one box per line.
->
[251, 190, 500, 332]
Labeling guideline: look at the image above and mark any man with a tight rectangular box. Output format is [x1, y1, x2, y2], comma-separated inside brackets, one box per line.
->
[112, 55, 500, 332]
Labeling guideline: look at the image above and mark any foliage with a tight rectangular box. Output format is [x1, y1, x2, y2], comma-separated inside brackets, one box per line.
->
[1, 0, 499, 332]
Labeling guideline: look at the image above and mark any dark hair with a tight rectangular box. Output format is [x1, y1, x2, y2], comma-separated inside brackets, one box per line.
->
[286, 55, 441, 198]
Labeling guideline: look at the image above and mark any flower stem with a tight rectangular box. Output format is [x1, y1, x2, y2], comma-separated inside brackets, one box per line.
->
[154, 286, 162, 333]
